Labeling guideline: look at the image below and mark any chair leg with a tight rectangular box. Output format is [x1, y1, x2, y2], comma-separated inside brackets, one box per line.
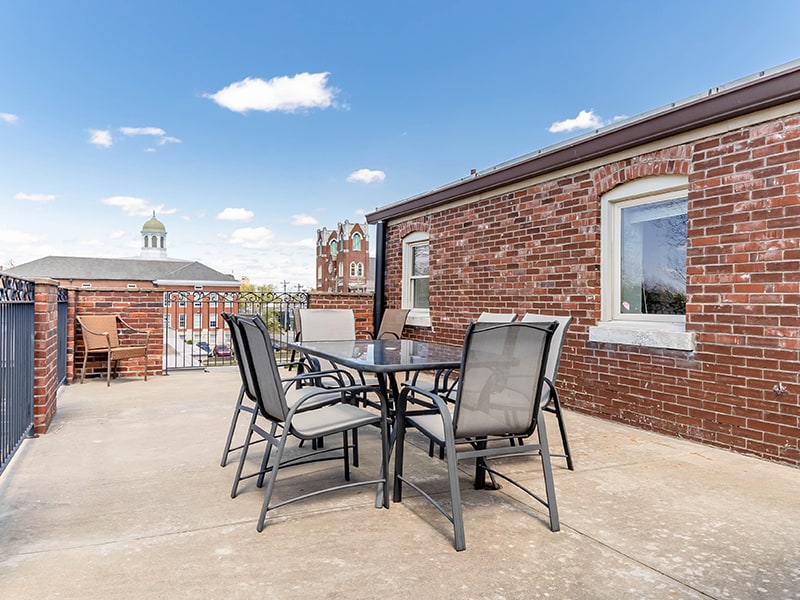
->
[536, 413, 560, 532]
[550, 392, 574, 470]
[256, 422, 279, 488]
[106, 353, 112, 386]
[232, 417, 260, 498]
[221, 385, 246, 467]
[80, 352, 88, 384]
[444, 434, 466, 551]
[392, 411, 408, 502]
[342, 431, 351, 481]
[143, 351, 148, 382]
[257, 428, 292, 532]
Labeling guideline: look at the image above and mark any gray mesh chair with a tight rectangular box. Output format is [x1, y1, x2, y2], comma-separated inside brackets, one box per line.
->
[521, 313, 574, 470]
[232, 315, 389, 532]
[394, 320, 560, 551]
[375, 308, 410, 339]
[219, 312, 336, 468]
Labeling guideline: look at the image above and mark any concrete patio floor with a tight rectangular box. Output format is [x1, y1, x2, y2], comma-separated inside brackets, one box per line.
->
[1, 367, 798, 600]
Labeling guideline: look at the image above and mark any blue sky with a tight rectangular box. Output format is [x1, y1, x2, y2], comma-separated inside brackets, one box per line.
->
[2, 1, 799, 288]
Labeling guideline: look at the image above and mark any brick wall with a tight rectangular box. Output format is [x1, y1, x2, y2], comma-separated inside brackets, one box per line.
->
[32, 280, 60, 433]
[308, 291, 375, 338]
[74, 289, 165, 382]
[382, 114, 800, 466]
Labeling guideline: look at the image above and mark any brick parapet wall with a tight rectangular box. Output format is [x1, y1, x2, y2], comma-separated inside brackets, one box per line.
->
[32, 279, 60, 433]
[73, 288, 165, 382]
[381, 114, 800, 466]
[308, 291, 375, 338]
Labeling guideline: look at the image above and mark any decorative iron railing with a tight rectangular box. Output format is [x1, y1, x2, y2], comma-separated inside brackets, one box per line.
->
[57, 287, 68, 385]
[162, 290, 309, 372]
[0, 274, 35, 475]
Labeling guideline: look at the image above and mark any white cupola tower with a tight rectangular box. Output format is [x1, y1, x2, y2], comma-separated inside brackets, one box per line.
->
[141, 211, 167, 259]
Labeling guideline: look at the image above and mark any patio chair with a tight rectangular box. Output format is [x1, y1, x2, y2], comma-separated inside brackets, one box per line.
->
[232, 314, 389, 532]
[220, 312, 318, 467]
[222, 312, 353, 471]
[76, 314, 150, 386]
[375, 308, 410, 339]
[394, 320, 560, 551]
[521, 313, 574, 470]
[296, 308, 375, 388]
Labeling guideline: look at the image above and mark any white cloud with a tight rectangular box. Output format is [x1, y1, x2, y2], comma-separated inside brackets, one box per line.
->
[217, 207, 254, 222]
[120, 126, 166, 137]
[119, 126, 181, 149]
[0, 226, 45, 245]
[228, 227, 275, 249]
[347, 168, 386, 184]
[548, 109, 605, 133]
[109, 230, 126, 240]
[15, 192, 57, 203]
[1, 112, 19, 124]
[290, 214, 318, 226]
[292, 238, 316, 249]
[101, 195, 176, 217]
[89, 128, 113, 148]
[205, 72, 338, 114]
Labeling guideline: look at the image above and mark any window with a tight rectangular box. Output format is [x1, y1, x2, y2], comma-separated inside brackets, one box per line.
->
[193, 313, 202, 329]
[330, 239, 338, 258]
[590, 176, 695, 350]
[127, 283, 137, 289]
[178, 314, 186, 329]
[402, 231, 430, 326]
[179, 294, 187, 307]
[166, 314, 172, 328]
[210, 315, 218, 329]
[352, 232, 362, 251]
[163, 294, 172, 308]
[357, 262, 364, 277]
[209, 293, 218, 308]
[350, 262, 357, 277]
[338, 261, 343, 278]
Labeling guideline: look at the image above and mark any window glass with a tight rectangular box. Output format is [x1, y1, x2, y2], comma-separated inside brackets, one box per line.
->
[330, 240, 338, 258]
[620, 198, 687, 315]
[411, 243, 430, 308]
[352, 233, 362, 251]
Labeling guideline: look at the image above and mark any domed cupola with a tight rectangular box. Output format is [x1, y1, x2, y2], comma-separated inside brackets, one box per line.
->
[141, 211, 167, 258]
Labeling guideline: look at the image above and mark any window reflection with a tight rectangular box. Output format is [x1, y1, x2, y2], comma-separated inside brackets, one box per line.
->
[620, 197, 687, 315]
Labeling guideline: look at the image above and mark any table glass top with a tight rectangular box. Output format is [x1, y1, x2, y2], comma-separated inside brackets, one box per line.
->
[290, 339, 462, 372]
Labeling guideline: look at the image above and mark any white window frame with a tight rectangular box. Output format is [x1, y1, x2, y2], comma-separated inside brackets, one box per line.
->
[402, 231, 431, 327]
[178, 314, 186, 329]
[589, 175, 695, 350]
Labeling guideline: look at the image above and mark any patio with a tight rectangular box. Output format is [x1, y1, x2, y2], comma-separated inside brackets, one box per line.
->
[1, 368, 798, 599]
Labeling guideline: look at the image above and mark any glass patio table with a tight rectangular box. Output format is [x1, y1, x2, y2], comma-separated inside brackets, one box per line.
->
[286, 338, 462, 507]
[286, 338, 462, 404]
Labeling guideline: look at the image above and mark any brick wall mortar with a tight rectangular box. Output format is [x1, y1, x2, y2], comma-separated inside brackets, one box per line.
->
[381, 114, 800, 466]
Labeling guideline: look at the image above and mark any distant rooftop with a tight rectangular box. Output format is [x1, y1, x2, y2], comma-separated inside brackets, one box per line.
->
[6, 255, 237, 285]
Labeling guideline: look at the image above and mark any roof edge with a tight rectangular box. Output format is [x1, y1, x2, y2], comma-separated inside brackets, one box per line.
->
[366, 60, 800, 223]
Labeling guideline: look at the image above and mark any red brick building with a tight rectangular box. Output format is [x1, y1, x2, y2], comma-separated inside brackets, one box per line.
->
[316, 220, 370, 292]
[367, 62, 800, 466]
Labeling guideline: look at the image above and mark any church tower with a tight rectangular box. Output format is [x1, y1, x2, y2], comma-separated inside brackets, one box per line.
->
[141, 212, 167, 259]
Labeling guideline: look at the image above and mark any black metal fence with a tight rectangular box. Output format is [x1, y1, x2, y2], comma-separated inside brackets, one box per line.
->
[57, 287, 68, 385]
[0, 274, 35, 475]
[163, 290, 309, 372]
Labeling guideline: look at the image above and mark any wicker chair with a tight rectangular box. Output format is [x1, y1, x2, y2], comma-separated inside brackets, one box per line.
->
[76, 314, 150, 386]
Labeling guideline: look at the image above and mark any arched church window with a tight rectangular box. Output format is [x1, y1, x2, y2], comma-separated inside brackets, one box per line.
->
[352, 232, 362, 251]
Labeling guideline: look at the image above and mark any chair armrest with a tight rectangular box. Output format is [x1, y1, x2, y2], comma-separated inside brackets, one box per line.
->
[116, 317, 151, 344]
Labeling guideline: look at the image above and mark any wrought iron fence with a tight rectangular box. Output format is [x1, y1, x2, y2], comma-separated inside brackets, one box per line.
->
[162, 290, 309, 372]
[0, 274, 35, 475]
[57, 287, 68, 385]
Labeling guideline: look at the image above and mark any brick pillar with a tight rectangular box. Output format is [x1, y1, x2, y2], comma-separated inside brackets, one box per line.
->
[32, 278, 60, 433]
